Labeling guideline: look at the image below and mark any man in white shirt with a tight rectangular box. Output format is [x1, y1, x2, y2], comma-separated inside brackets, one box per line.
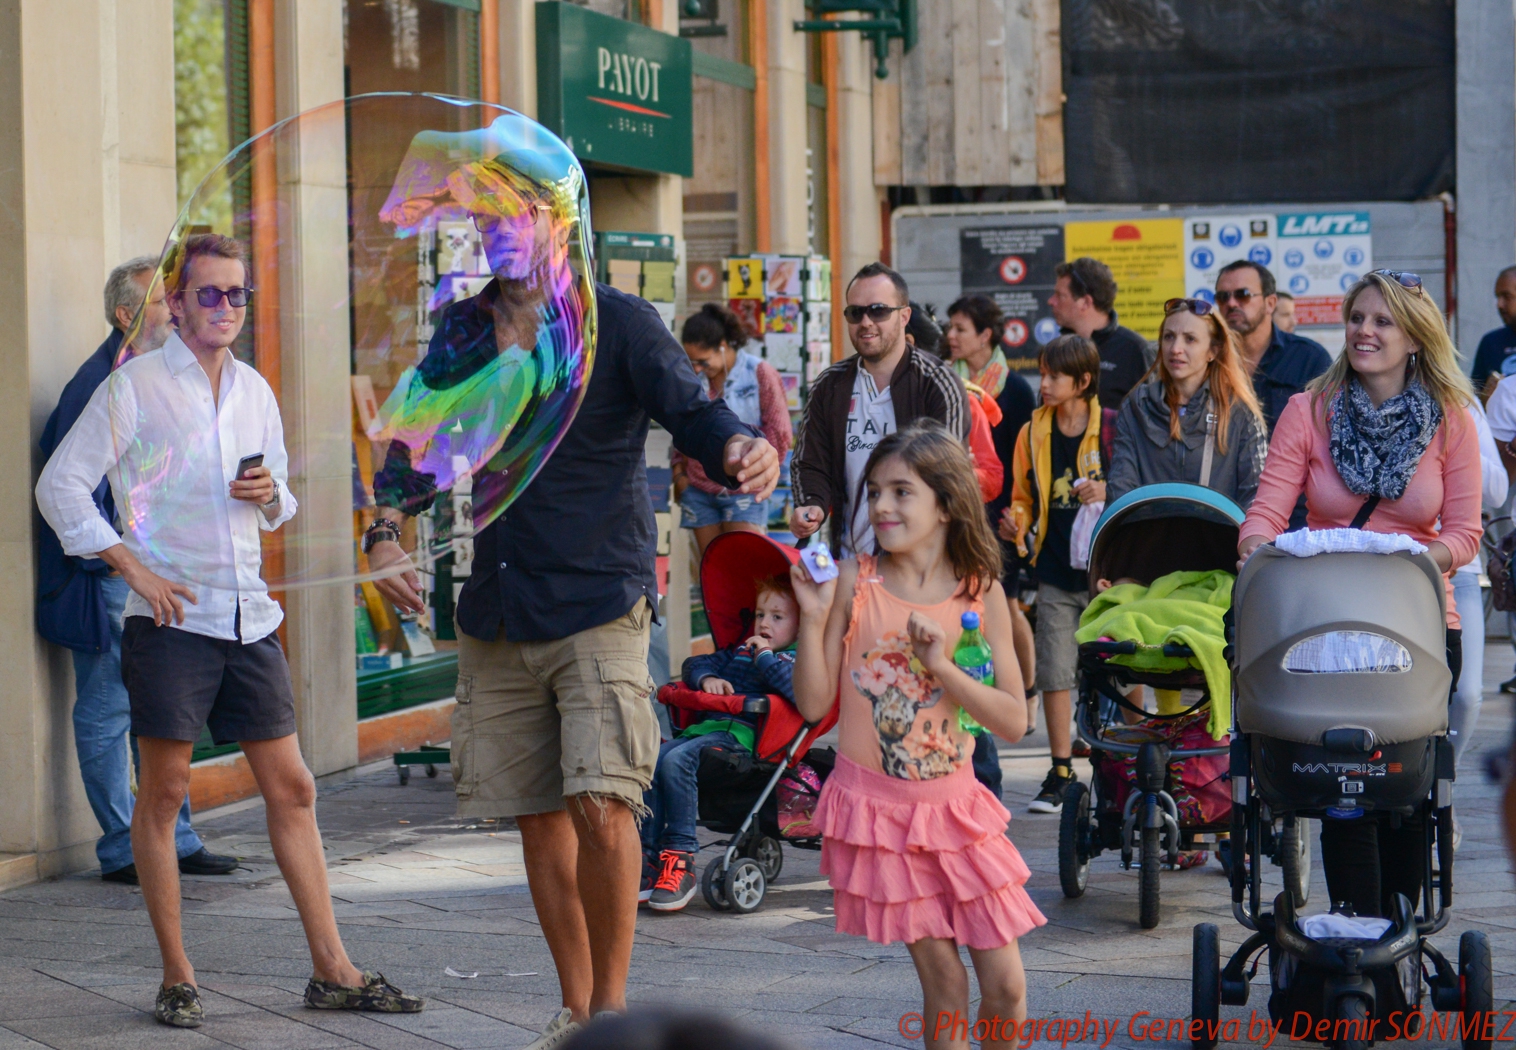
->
[36, 235, 422, 1028]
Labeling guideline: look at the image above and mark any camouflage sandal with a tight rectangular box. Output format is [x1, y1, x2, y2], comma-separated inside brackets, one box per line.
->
[155, 982, 205, 1028]
[304, 970, 424, 1013]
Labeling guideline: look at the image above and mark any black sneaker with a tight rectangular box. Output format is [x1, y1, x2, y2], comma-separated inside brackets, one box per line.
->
[1028, 766, 1074, 814]
[647, 850, 697, 912]
[155, 983, 204, 1028]
[1501, 676, 1516, 695]
[638, 849, 658, 905]
[101, 864, 138, 886]
[179, 848, 239, 876]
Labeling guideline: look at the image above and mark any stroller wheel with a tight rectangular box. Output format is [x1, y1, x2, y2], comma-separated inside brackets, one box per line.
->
[1058, 781, 1091, 898]
[1280, 816, 1312, 907]
[701, 857, 732, 911]
[724, 858, 767, 913]
[1459, 930, 1494, 1050]
[1329, 995, 1370, 1050]
[745, 835, 783, 882]
[1190, 923, 1220, 1050]
[1139, 824, 1161, 929]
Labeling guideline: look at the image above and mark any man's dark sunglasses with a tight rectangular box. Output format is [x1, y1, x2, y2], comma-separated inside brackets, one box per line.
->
[843, 303, 906, 325]
[1213, 288, 1257, 304]
[1371, 269, 1423, 294]
[193, 285, 255, 308]
[1164, 298, 1214, 317]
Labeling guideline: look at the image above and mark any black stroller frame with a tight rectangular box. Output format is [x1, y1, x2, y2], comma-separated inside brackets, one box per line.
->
[1191, 545, 1494, 1050]
[1061, 642, 1233, 930]
[1058, 484, 1275, 930]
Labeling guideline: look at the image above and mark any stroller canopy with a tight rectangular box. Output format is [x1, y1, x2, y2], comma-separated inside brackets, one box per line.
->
[1232, 545, 1450, 745]
[1088, 483, 1244, 592]
[700, 532, 802, 651]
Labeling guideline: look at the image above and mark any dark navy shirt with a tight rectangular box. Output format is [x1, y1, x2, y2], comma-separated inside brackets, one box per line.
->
[1252, 325, 1331, 435]
[1470, 324, 1516, 391]
[374, 282, 755, 643]
[35, 329, 121, 650]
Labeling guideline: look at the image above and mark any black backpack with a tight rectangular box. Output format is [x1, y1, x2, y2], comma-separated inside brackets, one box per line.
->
[1486, 517, 1516, 612]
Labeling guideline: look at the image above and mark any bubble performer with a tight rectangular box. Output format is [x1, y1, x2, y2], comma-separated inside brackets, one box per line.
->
[36, 233, 424, 1028]
[365, 120, 781, 1048]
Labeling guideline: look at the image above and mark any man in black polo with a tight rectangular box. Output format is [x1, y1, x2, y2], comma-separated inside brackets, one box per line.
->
[1468, 265, 1516, 393]
[1047, 256, 1150, 407]
[368, 270, 776, 1047]
[1215, 260, 1330, 434]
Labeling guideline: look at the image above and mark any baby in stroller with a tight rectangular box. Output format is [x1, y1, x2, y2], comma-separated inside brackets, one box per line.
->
[640, 573, 799, 912]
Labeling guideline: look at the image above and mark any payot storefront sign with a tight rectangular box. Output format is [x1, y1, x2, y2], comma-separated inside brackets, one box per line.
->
[536, 1, 693, 177]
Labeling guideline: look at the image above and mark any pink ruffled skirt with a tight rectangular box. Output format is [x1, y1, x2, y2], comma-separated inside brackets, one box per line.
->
[817, 755, 1047, 950]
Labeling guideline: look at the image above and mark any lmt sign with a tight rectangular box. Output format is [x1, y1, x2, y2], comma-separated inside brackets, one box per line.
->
[537, 1, 694, 177]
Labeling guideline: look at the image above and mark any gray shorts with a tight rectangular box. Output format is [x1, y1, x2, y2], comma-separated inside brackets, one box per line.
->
[1034, 582, 1090, 694]
[121, 617, 297, 745]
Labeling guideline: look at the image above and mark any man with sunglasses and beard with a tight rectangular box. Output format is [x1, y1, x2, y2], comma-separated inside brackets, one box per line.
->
[791, 262, 969, 555]
[1214, 259, 1330, 434]
[38, 234, 423, 1028]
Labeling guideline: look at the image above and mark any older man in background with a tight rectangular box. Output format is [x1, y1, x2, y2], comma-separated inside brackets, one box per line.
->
[35, 257, 238, 885]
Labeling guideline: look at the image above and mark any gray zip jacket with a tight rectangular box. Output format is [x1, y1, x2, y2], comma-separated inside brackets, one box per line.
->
[1106, 380, 1268, 509]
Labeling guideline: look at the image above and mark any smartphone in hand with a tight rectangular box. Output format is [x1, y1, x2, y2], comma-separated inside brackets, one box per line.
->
[235, 453, 265, 479]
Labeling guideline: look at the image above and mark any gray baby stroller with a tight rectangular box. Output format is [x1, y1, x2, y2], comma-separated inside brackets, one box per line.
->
[1192, 544, 1492, 1050]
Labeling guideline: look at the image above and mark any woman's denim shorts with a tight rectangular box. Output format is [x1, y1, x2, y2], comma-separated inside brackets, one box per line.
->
[679, 486, 770, 529]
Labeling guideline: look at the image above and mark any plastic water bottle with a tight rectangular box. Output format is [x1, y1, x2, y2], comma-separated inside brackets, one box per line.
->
[952, 610, 993, 734]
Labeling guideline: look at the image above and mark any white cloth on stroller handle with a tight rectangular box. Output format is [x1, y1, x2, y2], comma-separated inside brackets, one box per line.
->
[1275, 527, 1427, 559]
[1297, 913, 1392, 941]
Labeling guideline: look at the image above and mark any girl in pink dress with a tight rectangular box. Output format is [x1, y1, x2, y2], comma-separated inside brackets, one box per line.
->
[791, 421, 1045, 1049]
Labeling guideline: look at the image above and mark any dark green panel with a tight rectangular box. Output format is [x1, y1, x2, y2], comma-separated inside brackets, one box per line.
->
[536, 1, 693, 177]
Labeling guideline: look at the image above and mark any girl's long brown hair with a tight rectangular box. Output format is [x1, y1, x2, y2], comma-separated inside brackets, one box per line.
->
[861, 421, 1002, 596]
[1154, 305, 1263, 455]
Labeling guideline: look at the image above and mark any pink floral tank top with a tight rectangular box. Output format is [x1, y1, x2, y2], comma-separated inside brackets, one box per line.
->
[839, 554, 983, 780]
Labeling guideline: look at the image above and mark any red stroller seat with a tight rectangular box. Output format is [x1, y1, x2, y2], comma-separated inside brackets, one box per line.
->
[654, 531, 838, 912]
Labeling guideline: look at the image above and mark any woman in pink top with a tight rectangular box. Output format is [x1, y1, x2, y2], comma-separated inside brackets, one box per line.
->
[1238, 270, 1480, 918]
[792, 422, 1044, 1045]
[672, 304, 794, 556]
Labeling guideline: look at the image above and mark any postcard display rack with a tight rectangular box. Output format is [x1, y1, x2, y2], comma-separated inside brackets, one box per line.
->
[346, 208, 490, 703]
[723, 255, 832, 531]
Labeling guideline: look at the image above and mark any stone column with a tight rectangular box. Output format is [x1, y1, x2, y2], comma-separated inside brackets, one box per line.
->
[766, 0, 810, 254]
[1455, 1, 1516, 360]
[0, 0, 178, 882]
[273, 0, 358, 777]
[498, 0, 538, 118]
[834, 29, 882, 293]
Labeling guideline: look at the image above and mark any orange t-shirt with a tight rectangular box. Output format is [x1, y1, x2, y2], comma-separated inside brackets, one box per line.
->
[838, 554, 982, 780]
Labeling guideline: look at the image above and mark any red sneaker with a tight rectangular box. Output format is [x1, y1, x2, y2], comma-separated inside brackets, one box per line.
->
[647, 850, 696, 912]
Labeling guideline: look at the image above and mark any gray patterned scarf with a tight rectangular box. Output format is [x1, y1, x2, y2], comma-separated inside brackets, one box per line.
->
[1327, 378, 1442, 500]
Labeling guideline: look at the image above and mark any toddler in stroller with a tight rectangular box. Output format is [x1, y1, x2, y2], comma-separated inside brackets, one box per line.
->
[1058, 484, 1256, 930]
[647, 532, 838, 914]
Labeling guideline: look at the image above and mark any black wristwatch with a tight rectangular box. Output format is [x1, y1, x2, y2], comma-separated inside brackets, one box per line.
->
[362, 517, 402, 554]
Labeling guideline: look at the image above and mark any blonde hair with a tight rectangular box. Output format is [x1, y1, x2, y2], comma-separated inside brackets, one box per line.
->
[1310, 272, 1474, 413]
[1154, 306, 1263, 455]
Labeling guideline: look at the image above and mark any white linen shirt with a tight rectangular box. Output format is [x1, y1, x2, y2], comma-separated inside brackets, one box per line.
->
[36, 333, 296, 643]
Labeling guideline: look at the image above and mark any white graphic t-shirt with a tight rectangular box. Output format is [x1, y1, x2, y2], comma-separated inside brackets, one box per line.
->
[842, 367, 897, 556]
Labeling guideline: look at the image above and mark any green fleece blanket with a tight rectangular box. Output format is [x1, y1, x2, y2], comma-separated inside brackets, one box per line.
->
[1074, 570, 1233, 739]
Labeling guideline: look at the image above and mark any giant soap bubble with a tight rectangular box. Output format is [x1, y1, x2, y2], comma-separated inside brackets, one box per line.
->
[113, 93, 595, 604]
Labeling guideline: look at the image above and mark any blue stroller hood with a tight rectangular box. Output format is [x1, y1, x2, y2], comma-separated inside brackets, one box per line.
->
[1087, 483, 1245, 593]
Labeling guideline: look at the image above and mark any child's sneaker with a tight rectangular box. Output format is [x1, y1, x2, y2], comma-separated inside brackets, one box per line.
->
[639, 848, 658, 905]
[1028, 764, 1075, 814]
[647, 850, 697, 912]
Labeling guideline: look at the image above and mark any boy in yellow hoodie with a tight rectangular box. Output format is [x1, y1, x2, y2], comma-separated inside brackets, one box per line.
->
[1001, 335, 1117, 813]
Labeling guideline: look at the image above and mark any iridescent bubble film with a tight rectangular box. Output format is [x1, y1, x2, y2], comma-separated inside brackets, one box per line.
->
[115, 93, 596, 598]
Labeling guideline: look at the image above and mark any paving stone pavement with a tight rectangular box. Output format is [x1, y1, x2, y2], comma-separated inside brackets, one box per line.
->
[0, 649, 1511, 1049]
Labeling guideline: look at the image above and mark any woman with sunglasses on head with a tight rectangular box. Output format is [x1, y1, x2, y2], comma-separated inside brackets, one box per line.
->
[1106, 298, 1267, 510]
[672, 303, 793, 557]
[1237, 271, 1482, 918]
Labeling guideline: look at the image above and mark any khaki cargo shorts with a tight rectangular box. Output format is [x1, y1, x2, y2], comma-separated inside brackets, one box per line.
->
[452, 598, 660, 818]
